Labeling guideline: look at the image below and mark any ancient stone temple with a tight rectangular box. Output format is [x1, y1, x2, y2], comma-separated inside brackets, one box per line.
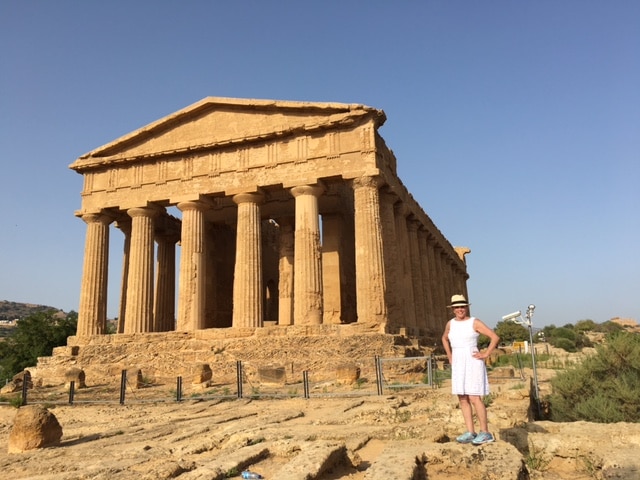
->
[70, 97, 469, 339]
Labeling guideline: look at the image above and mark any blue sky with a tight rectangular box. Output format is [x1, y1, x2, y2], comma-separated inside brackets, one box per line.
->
[1, 1, 638, 328]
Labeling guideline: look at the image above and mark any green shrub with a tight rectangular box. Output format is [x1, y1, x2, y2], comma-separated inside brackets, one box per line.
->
[549, 332, 640, 423]
[550, 337, 577, 352]
[594, 321, 624, 334]
[0, 310, 77, 380]
[574, 319, 597, 334]
[551, 327, 577, 341]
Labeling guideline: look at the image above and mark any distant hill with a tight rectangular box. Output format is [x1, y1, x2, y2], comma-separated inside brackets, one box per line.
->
[0, 300, 65, 322]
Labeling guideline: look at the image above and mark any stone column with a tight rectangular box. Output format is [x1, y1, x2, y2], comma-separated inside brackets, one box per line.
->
[124, 206, 158, 334]
[154, 231, 179, 332]
[176, 201, 207, 331]
[291, 184, 324, 325]
[418, 229, 436, 333]
[277, 217, 294, 326]
[77, 212, 112, 336]
[379, 190, 401, 329]
[232, 192, 264, 328]
[394, 203, 416, 329]
[407, 218, 426, 331]
[352, 176, 387, 323]
[115, 219, 131, 334]
[428, 235, 445, 329]
[434, 245, 448, 325]
[321, 213, 344, 324]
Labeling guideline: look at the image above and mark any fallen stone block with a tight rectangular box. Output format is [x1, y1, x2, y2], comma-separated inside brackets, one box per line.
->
[64, 368, 86, 389]
[8, 405, 63, 453]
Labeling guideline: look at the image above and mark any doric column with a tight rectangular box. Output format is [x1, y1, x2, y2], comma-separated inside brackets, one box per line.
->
[124, 206, 159, 334]
[394, 203, 416, 329]
[154, 231, 179, 332]
[321, 213, 345, 324]
[434, 244, 448, 325]
[176, 201, 207, 331]
[418, 229, 436, 333]
[277, 217, 294, 326]
[352, 176, 388, 323]
[115, 219, 131, 334]
[427, 234, 445, 328]
[379, 190, 401, 329]
[407, 218, 426, 331]
[291, 184, 324, 325]
[77, 212, 112, 336]
[232, 192, 264, 328]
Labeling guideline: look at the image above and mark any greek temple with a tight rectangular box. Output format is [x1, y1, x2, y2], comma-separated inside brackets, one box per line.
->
[70, 97, 469, 338]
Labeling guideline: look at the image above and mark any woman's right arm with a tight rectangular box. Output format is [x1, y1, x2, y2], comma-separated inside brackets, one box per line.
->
[441, 320, 452, 364]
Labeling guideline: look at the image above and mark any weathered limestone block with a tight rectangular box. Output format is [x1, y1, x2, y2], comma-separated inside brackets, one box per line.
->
[64, 368, 86, 389]
[258, 366, 286, 385]
[192, 364, 212, 385]
[1, 370, 36, 393]
[126, 368, 144, 389]
[13, 370, 33, 389]
[8, 405, 63, 453]
[335, 363, 360, 384]
[0, 383, 17, 394]
[490, 366, 515, 378]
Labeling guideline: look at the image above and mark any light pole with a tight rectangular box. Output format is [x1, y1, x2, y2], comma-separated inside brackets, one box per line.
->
[502, 304, 541, 418]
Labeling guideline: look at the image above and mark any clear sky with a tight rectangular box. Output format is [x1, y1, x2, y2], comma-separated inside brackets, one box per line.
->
[1, 1, 638, 328]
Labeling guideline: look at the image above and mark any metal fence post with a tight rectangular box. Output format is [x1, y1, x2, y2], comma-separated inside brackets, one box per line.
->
[176, 376, 182, 402]
[68, 380, 75, 405]
[236, 361, 243, 399]
[303, 370, 310, 399]
[21, 371, 29, 406]
[375, 356, 383, 395]
[119, 370, 127, 405]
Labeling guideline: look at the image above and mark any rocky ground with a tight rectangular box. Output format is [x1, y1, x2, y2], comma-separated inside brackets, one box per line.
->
[1, 367, 639, 480]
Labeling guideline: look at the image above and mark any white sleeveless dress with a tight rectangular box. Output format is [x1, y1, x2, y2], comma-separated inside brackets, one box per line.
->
[448, 317, 489, 396]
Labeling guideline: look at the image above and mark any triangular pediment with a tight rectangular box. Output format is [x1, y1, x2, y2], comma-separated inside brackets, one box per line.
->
[71, 97, 384, 169]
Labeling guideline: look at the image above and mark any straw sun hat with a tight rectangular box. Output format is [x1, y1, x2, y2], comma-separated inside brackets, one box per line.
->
[448, 294, 470, 308]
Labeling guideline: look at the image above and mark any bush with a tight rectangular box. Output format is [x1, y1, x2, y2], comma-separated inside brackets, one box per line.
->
[0, 310, 77, 381]
[595, 321, 624, 334]
[495, 320, 529, 343]
[549, 332, 640, 423]
[551, 327, 576, 341]
[574, 319, 597, 334]
[549, 337, 577, 352]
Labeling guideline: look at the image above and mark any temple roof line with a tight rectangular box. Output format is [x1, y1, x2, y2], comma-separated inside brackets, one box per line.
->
[70, 97, 386, 170]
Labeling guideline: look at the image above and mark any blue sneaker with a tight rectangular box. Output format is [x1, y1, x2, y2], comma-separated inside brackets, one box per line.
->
[456, 431, 477, 443]
[472, 431, 495, 445]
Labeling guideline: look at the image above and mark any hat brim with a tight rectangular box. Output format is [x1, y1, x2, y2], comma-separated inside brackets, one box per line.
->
[448, 303, 470, 308]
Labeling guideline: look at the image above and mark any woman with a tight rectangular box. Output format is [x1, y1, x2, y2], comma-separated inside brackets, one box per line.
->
[441, 294, 500, 445]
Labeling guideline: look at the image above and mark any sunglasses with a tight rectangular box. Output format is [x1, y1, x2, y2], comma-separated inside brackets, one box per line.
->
[453, 306, 467, 309]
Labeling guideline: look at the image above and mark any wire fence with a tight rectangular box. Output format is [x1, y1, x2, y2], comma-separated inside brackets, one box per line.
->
[1, 355, 454, 407]
[1, 352, 531, 408]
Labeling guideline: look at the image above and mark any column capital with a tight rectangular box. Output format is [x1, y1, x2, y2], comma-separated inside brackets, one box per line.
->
[176, 200, 209, 213]
[127, 205, 162, 219]
[352, 175, 383, 190]
[232, 191, 265, 205]
[407, 217, 421, 231]
[81, 212, 113, 226]
[291, 183, 324, 198]
[394, 202, 410, 217]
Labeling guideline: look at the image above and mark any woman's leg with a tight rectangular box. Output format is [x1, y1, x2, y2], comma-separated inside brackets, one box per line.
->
[458, 394, 476, 433]
[469, 395, 489, 432]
